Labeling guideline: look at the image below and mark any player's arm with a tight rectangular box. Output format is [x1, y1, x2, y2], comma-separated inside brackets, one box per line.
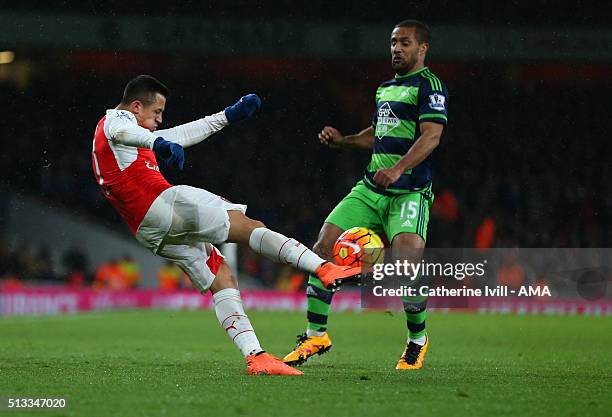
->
[154, 112, 227, 149]
[104, 111, 185, 169]
[373, 122, 443, 188]
[155, 94, 261, 148]
[319, 126, 374, 150]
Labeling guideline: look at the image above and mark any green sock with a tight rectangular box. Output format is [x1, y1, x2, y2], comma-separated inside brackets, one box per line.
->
[401, 295, 428, 340]
[306, 274, 334, 335]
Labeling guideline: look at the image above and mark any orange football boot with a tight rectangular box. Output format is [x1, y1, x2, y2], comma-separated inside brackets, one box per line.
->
[396, 334, 429, 370]
[246, 352, 304, 375]
[282, 332, 333, 366]
[315, 262, 363, 290]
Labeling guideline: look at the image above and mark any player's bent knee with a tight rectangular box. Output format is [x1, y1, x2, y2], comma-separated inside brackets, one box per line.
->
[227, 211, 265, 229]
[312, 240, 333, 260]
[227, 211, 266, 244]
[392, 232, 425, 249]
[251, 219, 266, 230]
[313, 223, 343, 260]
[391, 233, 425, 265]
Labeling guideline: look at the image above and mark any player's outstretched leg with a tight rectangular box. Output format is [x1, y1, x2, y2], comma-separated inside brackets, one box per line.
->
[283, 223, 341, 365]
[226, 211, 363, 289]
[210, 262, 302, 376]
[283, 275, 334, 365]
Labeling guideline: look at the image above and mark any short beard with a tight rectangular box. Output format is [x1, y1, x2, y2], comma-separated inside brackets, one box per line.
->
[393, 54, 418, 75]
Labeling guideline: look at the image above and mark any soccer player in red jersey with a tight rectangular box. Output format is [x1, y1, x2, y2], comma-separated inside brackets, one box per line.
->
[91, 75, 362, 375]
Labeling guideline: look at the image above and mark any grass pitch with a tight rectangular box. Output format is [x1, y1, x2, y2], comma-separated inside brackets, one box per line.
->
[1, 309, 611, 417]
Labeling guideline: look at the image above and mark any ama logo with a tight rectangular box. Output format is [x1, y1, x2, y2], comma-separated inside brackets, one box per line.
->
[375, 102, 400, 139]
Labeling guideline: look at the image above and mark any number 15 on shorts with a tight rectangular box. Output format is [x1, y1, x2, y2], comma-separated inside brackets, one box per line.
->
[399, 201, 418, 227]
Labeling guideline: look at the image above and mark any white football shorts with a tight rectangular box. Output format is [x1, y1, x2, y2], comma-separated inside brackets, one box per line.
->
[136, 185, 247, 291]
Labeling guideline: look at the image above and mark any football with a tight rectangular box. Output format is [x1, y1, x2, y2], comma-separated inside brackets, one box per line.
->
[332, 227, 385, 267]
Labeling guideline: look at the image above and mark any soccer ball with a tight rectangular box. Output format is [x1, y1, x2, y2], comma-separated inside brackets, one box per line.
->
[332, 227, 385, 267]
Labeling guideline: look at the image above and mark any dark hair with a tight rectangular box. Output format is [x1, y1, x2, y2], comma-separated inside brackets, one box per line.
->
[395, 20, 430, 44]
[120, 75, 169, 106]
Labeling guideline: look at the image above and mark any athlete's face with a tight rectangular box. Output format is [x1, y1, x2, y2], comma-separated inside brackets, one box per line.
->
[131, 93, 166, 131]
[390, 26, 428, 75]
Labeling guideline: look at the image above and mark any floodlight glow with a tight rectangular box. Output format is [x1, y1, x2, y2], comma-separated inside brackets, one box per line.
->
[0, 51, 15, 64]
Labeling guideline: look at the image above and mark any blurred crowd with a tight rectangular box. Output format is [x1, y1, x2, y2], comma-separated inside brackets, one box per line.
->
[0, 57, 610, 289]
[0, 238, 307, 292]
[0, 239, 192, 291]
[2, 239, 609, 299]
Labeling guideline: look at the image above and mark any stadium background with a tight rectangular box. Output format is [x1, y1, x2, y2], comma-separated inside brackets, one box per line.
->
[1, 1, 610, 291]
[0, 3, 611, 417]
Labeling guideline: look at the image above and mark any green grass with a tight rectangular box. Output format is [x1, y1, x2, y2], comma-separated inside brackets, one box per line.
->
[0, 309, 611, 417]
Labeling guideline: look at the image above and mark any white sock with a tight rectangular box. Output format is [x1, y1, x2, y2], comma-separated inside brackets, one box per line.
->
[249, 227, 324, 273]
[213, 288, 263, 357]
[306, 329, 326, 337]
[409, 335, 427, 346]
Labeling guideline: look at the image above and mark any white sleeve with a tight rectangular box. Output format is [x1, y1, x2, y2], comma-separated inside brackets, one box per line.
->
[105, 111, 157, 149]
[154, 111, 229, 148]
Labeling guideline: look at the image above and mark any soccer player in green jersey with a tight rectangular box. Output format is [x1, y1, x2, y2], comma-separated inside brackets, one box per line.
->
[283, 20, 448, 370]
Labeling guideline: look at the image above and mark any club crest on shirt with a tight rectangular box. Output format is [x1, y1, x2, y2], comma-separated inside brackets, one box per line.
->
[428, 93, 446, 111]
[375, 102, 400, 139]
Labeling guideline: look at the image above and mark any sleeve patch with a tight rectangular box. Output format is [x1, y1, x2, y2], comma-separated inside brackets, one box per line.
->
[428, 93, 446, 111]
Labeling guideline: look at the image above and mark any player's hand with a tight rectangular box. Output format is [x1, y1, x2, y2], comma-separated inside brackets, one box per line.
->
[153, 137, 185, 170]
[224, 94, 261, 123]
[373, 167, 402, 189]
[318, 126, 345, 148]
